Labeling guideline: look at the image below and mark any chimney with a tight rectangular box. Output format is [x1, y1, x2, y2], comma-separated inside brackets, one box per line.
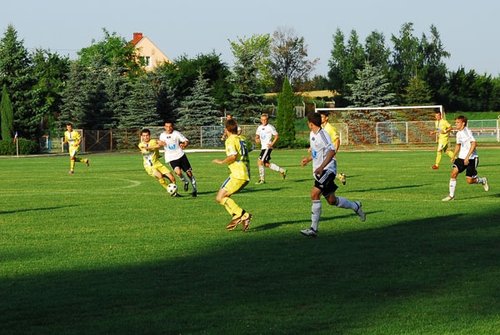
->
[132, 32, 143, 45]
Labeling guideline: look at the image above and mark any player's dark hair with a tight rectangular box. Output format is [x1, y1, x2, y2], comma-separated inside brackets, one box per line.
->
[225, 119, 238, 134]
[456, 115, 468, 126]
[66, 122, 73, 126]
[319, 110, 330, 117]
[307, 111, 322, 127]
[141, 128, 151, 135]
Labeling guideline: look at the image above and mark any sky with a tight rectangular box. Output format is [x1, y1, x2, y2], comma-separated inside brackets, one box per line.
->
[1, 0, 499, 77]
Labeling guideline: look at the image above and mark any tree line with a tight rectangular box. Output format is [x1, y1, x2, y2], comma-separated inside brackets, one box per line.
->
[0, 23, 499, 144]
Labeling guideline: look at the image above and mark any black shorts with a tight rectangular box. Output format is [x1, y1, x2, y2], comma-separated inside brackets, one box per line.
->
[258, 148, 273, 164]
[314, 170, 338, 197]
[453, 158, 478, 178]
[169, 154, 192, 172]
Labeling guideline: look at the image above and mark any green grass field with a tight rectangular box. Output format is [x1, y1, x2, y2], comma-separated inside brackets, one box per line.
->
[1, 148, 499, 334]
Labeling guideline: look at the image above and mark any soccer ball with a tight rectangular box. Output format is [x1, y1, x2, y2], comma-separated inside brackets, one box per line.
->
[166, 183, 178, 195]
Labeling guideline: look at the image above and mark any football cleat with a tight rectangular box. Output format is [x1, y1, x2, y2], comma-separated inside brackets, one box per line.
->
[431, 164, 439, 170]
[255, 179, 265, 185]
[338, 173, 347, 185]
[69, 170, 74, 175]
[183, 181, 189, 192]
[241, 213, 253, 231]
[281, 169, 287, 180]
[482, 177, 489, 192]
[300, 227, 317, 237]
[85, 159, 90, 167]
[226, 214, 243, 230]
[441, 195, 454, 202]
[354, 201, 366, 222]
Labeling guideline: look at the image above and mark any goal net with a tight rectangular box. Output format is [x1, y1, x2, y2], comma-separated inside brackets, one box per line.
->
[315, 105, 444, 145]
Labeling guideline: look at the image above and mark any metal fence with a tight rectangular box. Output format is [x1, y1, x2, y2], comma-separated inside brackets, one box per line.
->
[40, 119, 499, 153]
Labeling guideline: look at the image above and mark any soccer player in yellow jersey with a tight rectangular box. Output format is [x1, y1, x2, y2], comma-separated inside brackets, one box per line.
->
[138, 128, 178, 195]
[430, 110, 454, 169]
[319, 111, 347, 185]
[63, 122, 89, 174]
[212, 118, 252, 231]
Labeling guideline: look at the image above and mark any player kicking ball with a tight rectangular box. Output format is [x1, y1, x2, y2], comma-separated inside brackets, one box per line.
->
[300, 112, 365, 238]
[138, 128, 179, 196]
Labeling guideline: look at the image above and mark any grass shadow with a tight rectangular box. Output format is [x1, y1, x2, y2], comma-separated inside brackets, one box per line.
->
[2, 209, 499, 334]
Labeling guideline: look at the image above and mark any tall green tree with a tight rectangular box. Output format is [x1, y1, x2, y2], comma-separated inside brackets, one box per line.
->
[59, 62, 88, 126]
[328, 29, 365, 106]
[60, 59, 107, 129]
[0, 25, 35, 138]
[419, 25, 450, 103]
[270, 27, 318, 92]
[157, 52, 232, 110]
[150, 71, 178, 123]
[103, 64, 132, 128]
[229, 34, 271, 122]
[346, 61, 396, 111]
[78, 28, 143, 78]
[442, 68, 496, 112]
[275, 77, 296, 146]
[390, 22, 421, 99]
[120, 73, 160, 128]
[1, 84, 14, 140]
[30, 49, 70, 136]
[403, 75, 433, 105]
[364, 31, 390, 73]
[176, 71, 220, 127]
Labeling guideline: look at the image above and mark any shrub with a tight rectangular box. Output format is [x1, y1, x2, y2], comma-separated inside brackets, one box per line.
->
[0, 138, 39, 155]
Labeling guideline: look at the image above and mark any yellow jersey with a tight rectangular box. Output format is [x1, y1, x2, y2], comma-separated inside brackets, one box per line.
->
[323, 122, 339, 149]
[138, 139, 162, 168]
[435, 119, 451, 142]
[64, 130, 81, 147]
[225, 134, 250, 181]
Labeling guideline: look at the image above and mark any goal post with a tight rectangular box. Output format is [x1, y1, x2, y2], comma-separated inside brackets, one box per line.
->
[314, 105, 444, 145]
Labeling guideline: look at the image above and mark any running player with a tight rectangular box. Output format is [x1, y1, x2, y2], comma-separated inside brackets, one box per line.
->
[138, 128, 178, 196]
[300, 112, 366, 238]
[319, 110, 346, 185]
[254, 113, 287, 184]
[430, 110, 454, 170]
[159, 121, 198, 197]
[212, 118, 252, 231]
[442, 115, 489, 201]
[63, 122, 89, 174]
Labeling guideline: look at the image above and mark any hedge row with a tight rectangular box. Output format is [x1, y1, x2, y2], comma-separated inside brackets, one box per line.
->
[0, 139, 39, 155]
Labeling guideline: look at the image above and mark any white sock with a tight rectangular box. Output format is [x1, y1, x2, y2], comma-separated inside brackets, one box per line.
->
[449, 179, 456, 197]
[335, 196, 357, 210]
[311, 200, 321, 232]
[190, 175, 197, 191]
[269, 163, 280, 172]
[259, 166, 265, 180]
[476, 177, 485, 184]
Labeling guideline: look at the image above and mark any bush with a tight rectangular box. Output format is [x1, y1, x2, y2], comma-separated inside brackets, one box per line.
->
[0, 138, 39, 155]
[274, 137, 309, 149]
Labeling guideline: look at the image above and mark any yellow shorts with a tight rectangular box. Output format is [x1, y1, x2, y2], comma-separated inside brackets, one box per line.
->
[69, 145, 80, 158]
[437, 141, 449, 152]
[144, 161, 170, 177]
[221, 176, 249, 196]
